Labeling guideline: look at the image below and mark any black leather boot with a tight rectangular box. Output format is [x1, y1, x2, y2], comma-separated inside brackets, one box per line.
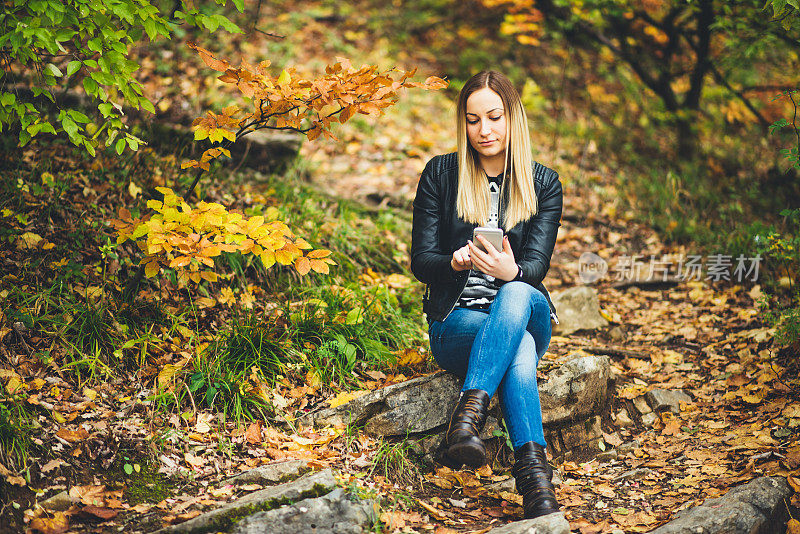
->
[445, 389, 490, 468]
[512, 441, 560, 519]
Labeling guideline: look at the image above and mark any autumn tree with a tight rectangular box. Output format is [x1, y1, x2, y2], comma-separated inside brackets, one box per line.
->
[115, 45, 448, 291]
[481, 0, 800, 159]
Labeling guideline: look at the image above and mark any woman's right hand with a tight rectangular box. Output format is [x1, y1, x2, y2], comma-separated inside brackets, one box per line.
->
[451, 244, 473, 271]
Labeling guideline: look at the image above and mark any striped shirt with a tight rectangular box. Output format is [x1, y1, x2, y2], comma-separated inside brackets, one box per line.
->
[457, 172, 505, 309]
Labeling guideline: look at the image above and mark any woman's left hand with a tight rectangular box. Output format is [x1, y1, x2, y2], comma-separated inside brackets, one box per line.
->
[468, 235, 519, 281]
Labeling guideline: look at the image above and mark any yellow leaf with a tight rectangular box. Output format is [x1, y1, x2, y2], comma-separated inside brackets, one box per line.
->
[128, 181, 142, 198]
[200, 271, 218, 282]
[144, 260, 160, 278]
[787, 519, 800, 534]
[275, 249, 293, 265]
[260, 250, 276, 269]
[277, 69, 291, 85]
[327, 390, 369, 409]
[16, 232, 42, 250]
[158, 364, 180, 390]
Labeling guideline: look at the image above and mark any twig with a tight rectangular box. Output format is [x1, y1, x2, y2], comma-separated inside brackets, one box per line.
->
[184, 380, 197, 416]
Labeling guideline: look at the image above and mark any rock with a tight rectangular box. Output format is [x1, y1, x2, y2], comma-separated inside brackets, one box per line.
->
[485, 512, 570, 533]
[225, 460, 309, 485]
[156, 469, 337, 534]
[539, 354, 610, 425]
[550, 286, 609, 335]
[40, 490, 71, 511]
[303, 354, 610, 463]
[545, 415, 604, 463]
[614, 408, 634, 427]
[300, 372, 461, 436]
[632, 396, 652, 415]
[649, 476, 791, 534]
[646, 388, 692, 414]
[231, 488, 375, 534]
[596, 449, 618, 462]
[641, 412, 659, 427]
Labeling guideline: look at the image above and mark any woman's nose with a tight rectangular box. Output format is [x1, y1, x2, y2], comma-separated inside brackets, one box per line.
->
[480, 119, 492, 135]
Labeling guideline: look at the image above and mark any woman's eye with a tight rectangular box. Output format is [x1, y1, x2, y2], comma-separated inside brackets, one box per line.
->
[467, 120, 478, 125]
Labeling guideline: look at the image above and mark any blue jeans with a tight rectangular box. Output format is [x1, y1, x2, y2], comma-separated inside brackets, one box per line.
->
[427, 281, 552, 450]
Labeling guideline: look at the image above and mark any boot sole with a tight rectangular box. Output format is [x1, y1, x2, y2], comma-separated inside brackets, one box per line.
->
[447, 439, 486, 468]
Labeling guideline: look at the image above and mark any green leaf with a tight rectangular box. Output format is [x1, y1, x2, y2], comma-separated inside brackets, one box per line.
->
[123, 463, 133, 475]
[88, 37, 102, 53]
[232, 0, 244, 11]
[61, 116, 79, 139]
[115, 138, 125, 154]
[66, 60, 82, 78]
[140, 97, 155, 114]
[84, 139, 96, 156]
[68, 110, 90, 123]
[0, 93, 15, 107]
[143, 17, 157, 40]
[83, 77, 99, 96]
[213, 14, 241, 33]
[44, 63, 63, 77]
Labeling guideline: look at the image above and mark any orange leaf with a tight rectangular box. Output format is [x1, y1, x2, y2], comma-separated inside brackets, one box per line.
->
[56, 427, 89, 443]
[306, 249, 332, 259]
[310, 259, 330, 274]
[29, 513, 69, 534]
[245, 421, 262, 445]
[169, 256, 191, 268]
[294, 256, 311, 275]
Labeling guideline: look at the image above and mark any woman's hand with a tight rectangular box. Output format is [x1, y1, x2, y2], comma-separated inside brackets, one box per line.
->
[450, 244, 473, 272]
[468, 235, 518, 281]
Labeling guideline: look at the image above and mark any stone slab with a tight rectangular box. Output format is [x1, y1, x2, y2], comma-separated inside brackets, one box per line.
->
[231, 487, 375, 534]
[485, 512, 570, 533]
[649, 476, 791, 534]
[156, 469, 337, 534]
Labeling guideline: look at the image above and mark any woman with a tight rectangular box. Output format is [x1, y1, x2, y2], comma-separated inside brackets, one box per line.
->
[410, 70, 563, 520]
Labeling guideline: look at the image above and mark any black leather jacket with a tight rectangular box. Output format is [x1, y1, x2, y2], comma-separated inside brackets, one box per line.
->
[410, 152, 562, 323]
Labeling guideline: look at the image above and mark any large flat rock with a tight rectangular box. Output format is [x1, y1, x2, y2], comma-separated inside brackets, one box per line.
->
[301, 354, 610, 458]
[485, 512, 570, 533]
[300, 372, 461, 435]
[231, 488, 375, 534]
[156, 469, 337, 534]
[648, 476, 791, 534]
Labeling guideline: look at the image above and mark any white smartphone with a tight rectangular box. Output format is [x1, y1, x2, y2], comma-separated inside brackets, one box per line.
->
[472, 227, 504, 253]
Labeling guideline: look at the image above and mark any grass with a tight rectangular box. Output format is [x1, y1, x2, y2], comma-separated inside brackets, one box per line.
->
[0, 395, 37, 475]
[369, 435, 425, 490]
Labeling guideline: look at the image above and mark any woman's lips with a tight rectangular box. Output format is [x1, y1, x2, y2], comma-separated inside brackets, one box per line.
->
[480, 140, 494, 145]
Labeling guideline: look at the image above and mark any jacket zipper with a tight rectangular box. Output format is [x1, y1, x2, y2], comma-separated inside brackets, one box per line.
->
[441, 274, 470, 322]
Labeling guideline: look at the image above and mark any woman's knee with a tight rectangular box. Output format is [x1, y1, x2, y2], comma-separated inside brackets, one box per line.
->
[494, 282, 548, 313]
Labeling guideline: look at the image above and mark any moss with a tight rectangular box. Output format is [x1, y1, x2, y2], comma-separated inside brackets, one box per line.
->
[182, 481, 336, 534]
[108, 451, 177, 505]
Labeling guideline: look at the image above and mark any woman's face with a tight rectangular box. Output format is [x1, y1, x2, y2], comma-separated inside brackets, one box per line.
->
[465, 87, 507, 162]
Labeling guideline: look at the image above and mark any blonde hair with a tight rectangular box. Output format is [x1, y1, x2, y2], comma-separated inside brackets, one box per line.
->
[455, 70, 537, 229]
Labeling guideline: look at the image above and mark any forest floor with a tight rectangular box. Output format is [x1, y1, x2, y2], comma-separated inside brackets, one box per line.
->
[2, 1, 799, 533]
